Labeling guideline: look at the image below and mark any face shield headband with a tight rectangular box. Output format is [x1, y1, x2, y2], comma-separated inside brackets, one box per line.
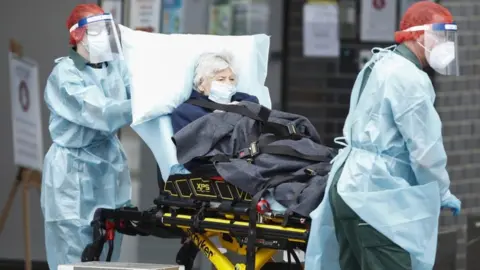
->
[69, 13, 124, 64]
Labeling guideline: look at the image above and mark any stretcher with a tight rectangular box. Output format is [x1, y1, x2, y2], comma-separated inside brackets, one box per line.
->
[82, 27, 314, 270]
[81, 164, 309, 270]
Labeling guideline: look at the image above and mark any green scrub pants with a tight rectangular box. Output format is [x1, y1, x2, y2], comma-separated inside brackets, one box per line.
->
[329, 164, 412, 270]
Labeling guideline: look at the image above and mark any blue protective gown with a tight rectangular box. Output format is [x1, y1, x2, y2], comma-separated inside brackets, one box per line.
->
[305, 45, 460, 270]
[40, 49, 132, 270]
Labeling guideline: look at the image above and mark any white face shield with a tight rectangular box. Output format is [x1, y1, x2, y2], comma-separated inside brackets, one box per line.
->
[404, 23, 459, 76]
[69, 13, 123, 64]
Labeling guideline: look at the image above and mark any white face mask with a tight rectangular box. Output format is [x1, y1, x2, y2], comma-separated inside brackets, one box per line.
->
[208, 81, 236, 104]
[84, 32, 113, 63]
[427, 41, 455, 71]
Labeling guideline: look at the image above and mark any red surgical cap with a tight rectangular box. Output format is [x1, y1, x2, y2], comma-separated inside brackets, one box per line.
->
[67, 4, 105, 45]
[394, 1, 453, 43]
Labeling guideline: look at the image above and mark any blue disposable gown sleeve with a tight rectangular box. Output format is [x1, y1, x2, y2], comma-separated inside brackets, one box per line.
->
[45, 63, 132, 133]
[388, 75, 454, 203]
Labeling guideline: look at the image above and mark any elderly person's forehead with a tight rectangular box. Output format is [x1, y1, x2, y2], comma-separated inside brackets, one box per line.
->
[197, 51, 233, 63]
[195, 52, 235, 70]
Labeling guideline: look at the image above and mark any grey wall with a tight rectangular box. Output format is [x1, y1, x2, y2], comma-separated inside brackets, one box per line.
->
[0, 0, 96, 261]
[434, 2, 480, 270]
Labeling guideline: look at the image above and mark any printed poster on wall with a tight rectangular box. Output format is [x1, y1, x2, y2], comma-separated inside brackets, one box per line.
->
[162, 0, 183, 33]
[303, 2, 340, 57]
[360, 0, 397, 42]
[129, 0, 162, 32]
[208, 0, 233, 35]
[8, 53, 44, 171]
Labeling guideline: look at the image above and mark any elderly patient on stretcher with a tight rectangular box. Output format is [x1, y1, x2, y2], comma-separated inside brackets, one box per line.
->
[171, 51, 259, 132]
[170, 51, 336, 217]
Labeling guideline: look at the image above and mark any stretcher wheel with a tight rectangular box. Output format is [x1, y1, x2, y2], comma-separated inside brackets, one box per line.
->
[176, 240, 199, 270]
[81, 243, 99, 262]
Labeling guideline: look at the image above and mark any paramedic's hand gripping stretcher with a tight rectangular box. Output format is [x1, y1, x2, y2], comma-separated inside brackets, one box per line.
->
[79, 23, 336, 270]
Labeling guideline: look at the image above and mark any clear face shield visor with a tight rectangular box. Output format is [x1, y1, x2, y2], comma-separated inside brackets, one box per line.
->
[69, 13, 124, 64]
[405, 23, 459, 76]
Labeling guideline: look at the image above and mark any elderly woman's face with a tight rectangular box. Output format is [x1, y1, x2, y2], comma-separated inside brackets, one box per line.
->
[200, 67, 236, 95]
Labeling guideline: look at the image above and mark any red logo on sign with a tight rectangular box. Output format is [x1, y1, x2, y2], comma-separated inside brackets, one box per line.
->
[19, 80, 30, 112]
[373, 0, 386, 10]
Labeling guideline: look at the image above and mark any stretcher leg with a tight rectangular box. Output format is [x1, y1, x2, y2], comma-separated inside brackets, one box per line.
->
[184, 229, 277, 270]
[186, 231, 235, 269]
[252, 248, 277, 270]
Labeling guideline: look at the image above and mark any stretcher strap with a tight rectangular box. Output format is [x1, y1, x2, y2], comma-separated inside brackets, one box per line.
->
[232, 133, 329, 163]
[254, 144, 331, 162]
[186, 98, 271, 122]
[210, 141, 329, 167]
[186, 98, 299, 138]
[247, 173, 312, 269]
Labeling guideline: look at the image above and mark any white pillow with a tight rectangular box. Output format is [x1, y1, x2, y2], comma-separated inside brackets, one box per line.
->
[119, 25, 271, 125]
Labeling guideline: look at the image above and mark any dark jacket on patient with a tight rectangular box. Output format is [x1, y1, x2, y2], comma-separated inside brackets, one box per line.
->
[170, 89, 259, 133]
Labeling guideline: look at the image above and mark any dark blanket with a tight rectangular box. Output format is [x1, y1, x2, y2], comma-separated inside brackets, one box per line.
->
[173, 101, 335, 217]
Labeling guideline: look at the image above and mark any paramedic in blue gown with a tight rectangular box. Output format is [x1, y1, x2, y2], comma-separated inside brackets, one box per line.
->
[40, 4, 132, 269]
[171, 51, 259, 133]
[306, 2, 461, 270]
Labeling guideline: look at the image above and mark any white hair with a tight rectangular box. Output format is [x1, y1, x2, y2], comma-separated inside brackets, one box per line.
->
[193, 51, 237, 91]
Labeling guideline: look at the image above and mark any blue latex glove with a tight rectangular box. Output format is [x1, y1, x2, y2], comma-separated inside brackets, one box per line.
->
[441, 196, 461, 216]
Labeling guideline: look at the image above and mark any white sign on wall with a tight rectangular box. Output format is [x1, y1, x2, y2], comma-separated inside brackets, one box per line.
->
[8, 53, 44, 171]
[303, 2, 340, 57]
[360, 0, 397, 42]
[129, 0, 162, 32]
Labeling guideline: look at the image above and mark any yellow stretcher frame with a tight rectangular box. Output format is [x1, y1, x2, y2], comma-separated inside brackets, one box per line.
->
[83, 167, 310, 270]
[184, 231, 276, 270]
[161, 213, 307, 270]
[152, 173, 309, 269]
